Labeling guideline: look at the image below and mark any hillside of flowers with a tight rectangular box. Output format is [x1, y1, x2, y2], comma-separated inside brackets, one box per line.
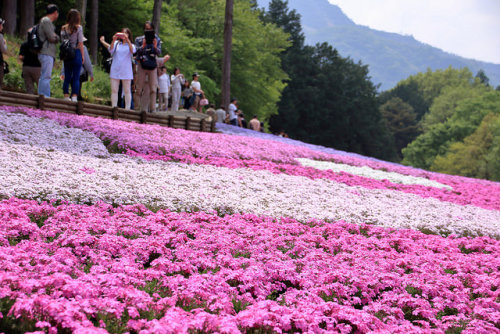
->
[0, 107, 499, 334]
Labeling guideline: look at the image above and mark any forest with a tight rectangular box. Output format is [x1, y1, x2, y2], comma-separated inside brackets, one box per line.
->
[1, 0, 499, 181]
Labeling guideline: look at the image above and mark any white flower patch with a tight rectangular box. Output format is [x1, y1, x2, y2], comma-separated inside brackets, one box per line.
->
[0, 140, 498, 237]
[0, 110, 110, 158]
[297, 158, 452, 190]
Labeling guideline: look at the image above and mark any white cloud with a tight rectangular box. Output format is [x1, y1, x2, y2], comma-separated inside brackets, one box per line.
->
[328, 0, 500, 64]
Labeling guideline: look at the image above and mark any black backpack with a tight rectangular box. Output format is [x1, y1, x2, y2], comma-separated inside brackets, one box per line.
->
[138, 44, 157, 70]
[59, 29, 75, 61]
[27, 24, 43, 52]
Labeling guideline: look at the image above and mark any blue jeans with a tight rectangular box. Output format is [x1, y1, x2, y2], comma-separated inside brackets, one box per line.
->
[38, 54, 54, 97]
[63, 49, 82, 96]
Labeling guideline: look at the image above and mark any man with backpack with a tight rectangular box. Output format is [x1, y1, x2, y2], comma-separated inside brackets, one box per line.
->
[37, 4, 60, 97]
[19, 29, 42, 95]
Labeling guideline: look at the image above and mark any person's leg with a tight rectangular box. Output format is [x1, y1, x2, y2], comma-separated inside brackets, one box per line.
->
[134, 67, 146, 110]
[70, 50, 82, 100]
[23, 67, 34, 94]
[110, 78, 120, 107]
[33, 67, 41, 95]
[148, 70, 158, 112]
[172, 88, 180, 112]
[38, 54, 54, 97]
[122, 79, 132, 110]
[63, 60, 73, 98]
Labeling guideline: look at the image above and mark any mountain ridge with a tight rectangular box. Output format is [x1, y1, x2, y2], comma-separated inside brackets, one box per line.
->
[258, 0, 500, 90]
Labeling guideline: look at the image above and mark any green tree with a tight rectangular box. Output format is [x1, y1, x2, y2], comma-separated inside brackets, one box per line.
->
[431, 113, 500, 181]
[265, 0, 396, 160]
[379, 97, 419, 155]
[164, 0, 289, 122]
[402, 90, 500, 169]
[420, 84, 491, 131]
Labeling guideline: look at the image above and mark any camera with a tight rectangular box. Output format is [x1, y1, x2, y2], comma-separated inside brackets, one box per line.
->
[144, 30, 155, 45]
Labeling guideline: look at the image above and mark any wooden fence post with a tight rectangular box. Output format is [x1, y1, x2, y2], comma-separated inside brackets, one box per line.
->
[185, 117, 191, 130]
[77, 101, 84, 115]
[112, 107, 119, 120]
[38, 95, 45, 110]
[168, 115, 174, 127]
[211, 119, 216, 132]
[200, 118, 206, 132]
[140, 111, 148, 124]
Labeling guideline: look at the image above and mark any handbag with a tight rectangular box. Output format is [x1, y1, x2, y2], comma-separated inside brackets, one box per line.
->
[104, 42, 117, 73]
[59, 30, 75, 61]
[200, 98, 209, 106]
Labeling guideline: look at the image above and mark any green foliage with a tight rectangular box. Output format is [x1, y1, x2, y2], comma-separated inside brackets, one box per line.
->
[265, 0, 397, 161]
[402, 91, 500, 173]
[163, 0, 289, 122]
[431, 113, 500, 181]
[379, 97, 419, 156]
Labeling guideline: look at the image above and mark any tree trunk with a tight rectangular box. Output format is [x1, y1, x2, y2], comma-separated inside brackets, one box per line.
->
[76, 0, 88, 26]
[89, 0, 98, 64]
[1, 0, 17, 35]
[221, 0, 234, 110]
[19, 0, 35, 39]
[152, 0, 162, 34]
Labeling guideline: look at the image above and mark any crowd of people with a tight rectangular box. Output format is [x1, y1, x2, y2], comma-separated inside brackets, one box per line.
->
[0, 5, 264, 131]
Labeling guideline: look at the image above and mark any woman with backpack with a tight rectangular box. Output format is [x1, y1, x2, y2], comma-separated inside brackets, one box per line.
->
[60, 9, 85, 102]
[109, 28, 135, 110]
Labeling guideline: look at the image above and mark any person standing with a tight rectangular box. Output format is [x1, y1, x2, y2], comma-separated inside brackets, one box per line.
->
[157, 66, 170, 112]
[190, 73, 204, 112]
[249, 115, 261, 131]
[170, 67, 184, 112]
[38, 4, 60, 97]
[109, 28, 135, 110]
[0, 18, 7, 90]
[19, 36, 41, 95]
[134, 21, 161, 112]
[61, 9, 85, 101]
[228, 99, 238, 126]
[60, 41, 94, 100]
[181, 80, 193, 110]
[215, 106, 227, 124]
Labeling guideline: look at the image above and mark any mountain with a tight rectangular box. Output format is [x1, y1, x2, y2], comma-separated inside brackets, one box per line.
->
[257, 0, 500, 91]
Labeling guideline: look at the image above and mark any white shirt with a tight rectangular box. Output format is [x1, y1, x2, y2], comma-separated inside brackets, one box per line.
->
[190, 80, 201, 94]
[109, 41, 136, 80]
[158, 73, 170, 93]
[171, 74, 185, 90]
[228, 103, 237, 120]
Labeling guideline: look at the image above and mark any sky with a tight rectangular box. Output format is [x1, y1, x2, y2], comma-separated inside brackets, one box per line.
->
[328, 0, 500, 64]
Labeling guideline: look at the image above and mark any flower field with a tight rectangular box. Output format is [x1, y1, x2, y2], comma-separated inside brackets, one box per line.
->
[0, 107, 499, 333]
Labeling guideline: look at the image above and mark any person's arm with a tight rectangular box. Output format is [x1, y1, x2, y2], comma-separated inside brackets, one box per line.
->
[42, 19, 59, 43]
[99, 36, 110, 49]
[78, 27, 85, 64]
[109, 35, 119, 53]
[0, 34, 7, 53]
[83, 47, 94, 81]
[122, 33, 134, 54]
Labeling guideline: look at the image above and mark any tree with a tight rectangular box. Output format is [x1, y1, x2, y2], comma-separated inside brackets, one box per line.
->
[89, 0, 98, 64]
[264, 0, 396, 160]
[475, 69, 490, 87]
[402, 90, 500, 169]
[19, 0, 35, 38]
[75, 0, 88, 26]
[152, 0, 162, 34]
[431, 113, 500, 181]
[379, 97, 419, 155]
[221, 0, 234, 110]
[1, 0, 17, 35]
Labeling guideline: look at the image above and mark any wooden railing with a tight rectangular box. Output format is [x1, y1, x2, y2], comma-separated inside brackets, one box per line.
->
[0, 90, 216, 132]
